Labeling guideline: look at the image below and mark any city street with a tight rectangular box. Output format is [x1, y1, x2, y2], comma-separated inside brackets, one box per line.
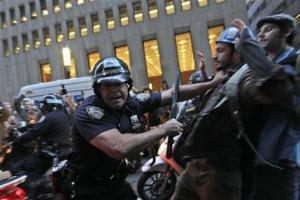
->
[127, 171, 142, 199]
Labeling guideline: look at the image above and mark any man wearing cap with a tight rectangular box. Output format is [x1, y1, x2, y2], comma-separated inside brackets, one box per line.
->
[65, 57, 226, 199]
[232, 14, 300, 200]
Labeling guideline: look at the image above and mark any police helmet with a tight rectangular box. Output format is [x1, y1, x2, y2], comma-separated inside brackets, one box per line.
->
[91, 57, 132, 90]
[189, 71, 204, 84]
[216, 27, 240, 46]
[256, 13, 296, 31]
[39, 94, 64, 112]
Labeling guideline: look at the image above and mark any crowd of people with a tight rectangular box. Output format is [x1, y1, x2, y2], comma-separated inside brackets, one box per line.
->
[0, 13, 299, 200]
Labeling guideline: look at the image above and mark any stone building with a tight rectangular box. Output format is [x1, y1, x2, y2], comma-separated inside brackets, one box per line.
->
[0, 0, 248, 101]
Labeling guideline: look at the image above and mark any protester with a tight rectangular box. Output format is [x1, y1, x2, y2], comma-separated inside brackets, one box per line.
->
[232, 14, 300, 200]
[172, 19, 295, 200]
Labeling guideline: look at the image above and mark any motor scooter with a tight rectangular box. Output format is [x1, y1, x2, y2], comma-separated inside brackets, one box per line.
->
[0, 173, 27, 200]
[137, 101, 188, 200]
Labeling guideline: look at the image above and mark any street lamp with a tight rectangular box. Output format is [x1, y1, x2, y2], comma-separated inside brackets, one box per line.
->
[62, 46, 71, 79]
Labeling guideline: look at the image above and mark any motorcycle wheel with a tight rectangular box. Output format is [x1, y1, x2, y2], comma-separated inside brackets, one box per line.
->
[137, 171, 176, 200]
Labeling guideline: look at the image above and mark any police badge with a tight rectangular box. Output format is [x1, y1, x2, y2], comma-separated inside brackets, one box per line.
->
[86, 106, 104, 120]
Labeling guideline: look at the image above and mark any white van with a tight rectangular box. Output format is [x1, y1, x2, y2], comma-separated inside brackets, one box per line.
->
[18, 76, 94, 105]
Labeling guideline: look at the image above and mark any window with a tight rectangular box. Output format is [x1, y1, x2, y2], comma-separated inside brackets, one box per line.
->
[115, 46, 131, 70]
[67, 20, 76, 40]
[143, 39, 162, 91]
[2, 39, 9, 57]
[53, 0, 60, 12]
[40, 0, 48, 16]
[0, 12, 7, 29]
[119, 5, 129, 26]
[208, 25, 224, 57]
[30, 2, 37, 19]
[181, 0, 191, 11]
[133, 2, 143, 23]
[147, 0, 158, 19]
[40, 63, 52, 82]
[78, 17, 88, 36]
[10, 8, 17, 25]
[87, 51, 101, 72]
[43, 27, 51, 46]
[19, 5, 28, 22]
[77, 0, 85, 5]
[62, 46, 77, 78]
[32, 30, 41, 49]
[55, 24, 64, 43]
[175, 32, 195, 83]
[165, 0, 175, 15]
[22, 33, 30, 52]
[105, 9, 115, 29]
[12, 36, 20, 54]
[91, 13, 100, 33]
[216, 0, 226, 3]
[64, 0, 72, 9]
[198, 0, 208, 7]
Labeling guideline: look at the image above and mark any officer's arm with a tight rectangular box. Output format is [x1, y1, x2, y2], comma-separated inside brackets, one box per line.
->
[90, 119, 182, 160]
[160, 71, 226, 106]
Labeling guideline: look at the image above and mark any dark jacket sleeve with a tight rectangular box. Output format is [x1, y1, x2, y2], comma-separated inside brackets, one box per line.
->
[14, 116, 50, 145]
[238, 28, 294, 104]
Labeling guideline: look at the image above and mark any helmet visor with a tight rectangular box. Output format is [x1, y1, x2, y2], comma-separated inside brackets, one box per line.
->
[95, 74, 129, 85]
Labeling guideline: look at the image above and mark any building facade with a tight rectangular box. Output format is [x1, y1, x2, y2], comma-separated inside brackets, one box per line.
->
[0, 0, 248, 101]
[246, 0, 300, 47]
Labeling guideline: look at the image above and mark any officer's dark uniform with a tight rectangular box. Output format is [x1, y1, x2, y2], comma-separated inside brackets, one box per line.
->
[68, 92, 160, 200]
[12, 98, 71, 199]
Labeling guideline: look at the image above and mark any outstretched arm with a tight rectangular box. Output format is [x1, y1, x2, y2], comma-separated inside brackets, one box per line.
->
[160, 70, 227, 106]
[90, 119, 183, 160]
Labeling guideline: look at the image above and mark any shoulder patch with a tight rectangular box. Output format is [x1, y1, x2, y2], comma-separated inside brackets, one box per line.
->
[136, 93, 151, 102]
[38, 116, 46, 123]
[86, 106, 104, 120]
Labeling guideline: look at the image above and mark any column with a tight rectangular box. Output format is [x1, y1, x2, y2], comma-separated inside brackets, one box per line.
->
[157, 28, 179, 85]
[190, 21, 214, 75]
[127, 35, 148, 90]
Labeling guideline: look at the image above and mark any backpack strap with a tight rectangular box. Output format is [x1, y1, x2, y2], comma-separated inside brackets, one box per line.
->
[224, 64, 249, 139]
[225, 64, 283, 170]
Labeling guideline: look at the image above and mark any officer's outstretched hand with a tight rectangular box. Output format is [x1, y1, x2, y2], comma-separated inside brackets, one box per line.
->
[159, 119, 183, 137]
[211, 70, 228, 85]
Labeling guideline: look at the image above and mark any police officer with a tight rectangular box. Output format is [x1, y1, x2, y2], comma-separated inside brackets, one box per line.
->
[67, 57, 226, 200]
[232, 14, 300, 200]
[12, 94, 71, 199]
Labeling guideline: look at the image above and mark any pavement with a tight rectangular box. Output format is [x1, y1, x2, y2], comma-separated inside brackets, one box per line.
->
[127, 171, 142, 199]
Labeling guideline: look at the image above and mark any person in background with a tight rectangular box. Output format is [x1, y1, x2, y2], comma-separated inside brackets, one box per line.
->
[0, 102, 10, 147]
[13, 91, 39, 127]
[12, 95, 71, 199]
